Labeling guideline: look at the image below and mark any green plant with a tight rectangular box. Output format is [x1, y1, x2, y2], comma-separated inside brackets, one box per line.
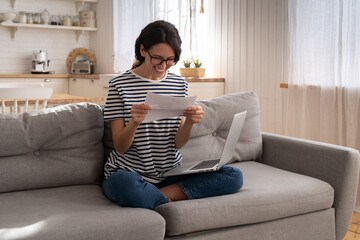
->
[193, 59, 202, 68]
[182, 58, 192, 68]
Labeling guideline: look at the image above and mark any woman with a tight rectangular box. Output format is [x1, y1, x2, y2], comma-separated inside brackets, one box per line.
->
[102, 20, 243, 209]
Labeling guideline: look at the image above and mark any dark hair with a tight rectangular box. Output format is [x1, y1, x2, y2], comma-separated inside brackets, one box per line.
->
[132, 20, 182, 69]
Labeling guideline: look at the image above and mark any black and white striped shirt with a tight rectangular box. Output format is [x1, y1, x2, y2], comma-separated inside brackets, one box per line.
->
[103, 70, 188, 183]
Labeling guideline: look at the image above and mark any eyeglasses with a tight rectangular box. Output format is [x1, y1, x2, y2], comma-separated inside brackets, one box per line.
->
[146, 51, 176, 66]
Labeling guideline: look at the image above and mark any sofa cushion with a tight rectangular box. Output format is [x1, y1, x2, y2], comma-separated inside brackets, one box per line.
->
[0, 185, 165, 240]
[0, 103, 104, 193]
[103, 92, 262, 163]
[179, 92, 262, 163]
[155, 161, 334, 236]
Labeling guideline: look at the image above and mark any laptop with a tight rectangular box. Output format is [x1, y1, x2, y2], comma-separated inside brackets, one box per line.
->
[161, 111, 247, 177]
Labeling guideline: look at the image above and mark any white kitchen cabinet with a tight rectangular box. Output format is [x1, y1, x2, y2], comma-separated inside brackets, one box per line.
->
[69, 78, 104, 98]
[0, 78, 25, 83]
[26, 78, 69, 94]
[103, 87, 109, 101]
[68, 78, 82, 96]
[188, 82, 225, 100]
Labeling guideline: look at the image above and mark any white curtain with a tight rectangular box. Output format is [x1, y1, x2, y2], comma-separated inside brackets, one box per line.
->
[113, 0, 213, 74]
[286, 0, 360, 209]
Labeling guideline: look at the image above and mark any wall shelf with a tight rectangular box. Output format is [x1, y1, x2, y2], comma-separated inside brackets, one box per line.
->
[10, 0, 98, 10]
[0, 22, 97, 42]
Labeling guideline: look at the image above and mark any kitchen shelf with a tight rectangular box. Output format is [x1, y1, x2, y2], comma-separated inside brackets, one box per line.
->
[10, 0, 98, 10]
[0, 22, 97, 42]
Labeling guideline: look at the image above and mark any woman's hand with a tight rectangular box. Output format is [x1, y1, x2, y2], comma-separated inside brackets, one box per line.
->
[130, 104, 152, 125]
[183, 105, 204, 124]
[174, 105, 204, 149]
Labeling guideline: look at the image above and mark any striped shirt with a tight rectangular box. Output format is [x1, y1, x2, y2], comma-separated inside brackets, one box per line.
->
[103, 69, 188, 183]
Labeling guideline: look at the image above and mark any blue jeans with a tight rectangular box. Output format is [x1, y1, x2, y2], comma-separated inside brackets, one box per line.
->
[102, 166, 243, 209]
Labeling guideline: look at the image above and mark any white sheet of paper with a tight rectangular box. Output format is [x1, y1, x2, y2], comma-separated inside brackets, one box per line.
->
[143, 92, 197, 122]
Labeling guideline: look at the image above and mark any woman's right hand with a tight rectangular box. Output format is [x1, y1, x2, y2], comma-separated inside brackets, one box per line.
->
[130, 104, 152, 125]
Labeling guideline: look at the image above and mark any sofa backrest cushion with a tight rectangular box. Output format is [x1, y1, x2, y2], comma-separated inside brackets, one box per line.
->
[0, 103, 104, 193]
[180, 92, 262, 163]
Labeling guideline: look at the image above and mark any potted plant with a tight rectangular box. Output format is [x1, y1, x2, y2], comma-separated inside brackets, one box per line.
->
[180, 58, 205, 78]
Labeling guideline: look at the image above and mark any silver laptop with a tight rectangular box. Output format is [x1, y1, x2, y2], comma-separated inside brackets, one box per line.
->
[162, 111, 247, 177]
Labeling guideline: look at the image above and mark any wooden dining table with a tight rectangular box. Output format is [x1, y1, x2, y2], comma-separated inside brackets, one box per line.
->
[48, 94, 104, 104]
[2, 94, 105, 105]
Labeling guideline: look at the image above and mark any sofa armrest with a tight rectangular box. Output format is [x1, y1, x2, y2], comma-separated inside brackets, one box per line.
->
[260, 132, 359, 240]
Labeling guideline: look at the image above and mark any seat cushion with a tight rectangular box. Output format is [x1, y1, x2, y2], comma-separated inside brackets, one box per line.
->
[180, 92, 262, 164]
[0, 103, 104, 193]
[155, 161, 334, 236]
[0, 185, 165, 240]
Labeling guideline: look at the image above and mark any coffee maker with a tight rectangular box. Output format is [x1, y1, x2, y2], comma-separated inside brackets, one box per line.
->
[31, 50, 51, 74]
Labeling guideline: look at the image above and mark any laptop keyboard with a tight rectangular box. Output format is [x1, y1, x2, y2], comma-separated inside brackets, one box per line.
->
[190, 159, 220, 171]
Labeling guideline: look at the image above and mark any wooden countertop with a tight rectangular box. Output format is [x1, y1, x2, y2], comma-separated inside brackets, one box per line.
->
[0, 74, 99, 79]
[1, 94, 104, 105]
[0, 74, 224, 82]
[185, 77, 224, 83]
[48, 94, 104, 104]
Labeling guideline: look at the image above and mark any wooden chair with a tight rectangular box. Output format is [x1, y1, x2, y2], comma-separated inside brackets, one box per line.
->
[0, 82, 53, 113]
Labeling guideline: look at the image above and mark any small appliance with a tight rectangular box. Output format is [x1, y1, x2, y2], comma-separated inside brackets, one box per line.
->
[31, 50, 51, 74]
[71, 60, 94, 74]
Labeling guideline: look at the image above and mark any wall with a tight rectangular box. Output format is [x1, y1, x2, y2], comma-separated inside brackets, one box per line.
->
[215, 0, 288, 135]
[0, 0, 92, 74]
[0, 0, 288, 135]
[90, 0, 114, 74]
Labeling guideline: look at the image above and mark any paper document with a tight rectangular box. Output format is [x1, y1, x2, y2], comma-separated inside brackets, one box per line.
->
[143, 92, 196, 122]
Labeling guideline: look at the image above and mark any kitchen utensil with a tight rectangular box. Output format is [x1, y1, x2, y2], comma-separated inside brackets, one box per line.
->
[18, 12, 27, 23]
[0, 13, 16, 23]
[80, 18, 96, 28]
[31, 50, 51, 74]
[67, 48, 96, 71]
[41, 9, 49, 25]
[27, 13, 33, 24]
[79, 10, 95, 19]
[33, 13, 41, 24]
[71, 60, 93, 74]
[50, 15, 60, 25]
[62, 15, 72, 26]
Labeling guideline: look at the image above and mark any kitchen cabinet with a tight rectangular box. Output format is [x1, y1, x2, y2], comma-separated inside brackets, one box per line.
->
[0, 77, 68, 94]
[188, 82, 225, 100]
[69, 78, 105, 101]
[26, 78, 68, 95]
[0, 78, 25, 83]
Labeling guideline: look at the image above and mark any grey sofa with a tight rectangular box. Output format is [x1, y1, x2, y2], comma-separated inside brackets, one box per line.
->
[0, 92, 358, 240]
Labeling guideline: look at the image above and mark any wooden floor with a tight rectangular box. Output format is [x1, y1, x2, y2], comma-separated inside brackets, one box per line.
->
[344, 212, 360, 240]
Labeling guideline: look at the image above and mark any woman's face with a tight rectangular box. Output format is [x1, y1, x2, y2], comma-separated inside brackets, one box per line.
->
[140, 43, 176, 80]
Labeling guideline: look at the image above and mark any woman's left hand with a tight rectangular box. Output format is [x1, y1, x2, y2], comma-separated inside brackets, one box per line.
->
[183, 105, 204, 124]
